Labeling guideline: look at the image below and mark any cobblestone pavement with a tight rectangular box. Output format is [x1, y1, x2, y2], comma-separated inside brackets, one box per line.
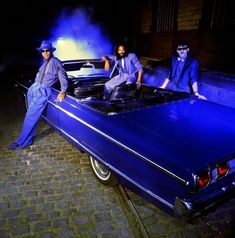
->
[0, 83, 136, 238]
[1, 81, 235, 238]
[127, 189, 235, 238]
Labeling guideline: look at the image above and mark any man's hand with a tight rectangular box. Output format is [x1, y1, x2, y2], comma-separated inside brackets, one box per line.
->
[57, 92, 66, 102]
[195, 92, 207, 100]
[136, 81, 141, 89]
[160, 78, 170, 89]
[101, 56, 108, 61]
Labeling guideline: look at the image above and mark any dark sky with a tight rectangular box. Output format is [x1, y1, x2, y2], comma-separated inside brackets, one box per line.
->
[1, 0, 137, 58]
[0, 0, 140, 79]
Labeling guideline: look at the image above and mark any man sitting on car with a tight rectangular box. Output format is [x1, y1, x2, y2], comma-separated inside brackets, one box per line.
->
[102, 42, 143, 99]
[160, 40, 206, 100]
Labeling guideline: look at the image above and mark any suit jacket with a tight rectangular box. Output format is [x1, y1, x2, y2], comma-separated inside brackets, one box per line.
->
[114, 53, 143, 77]
[167, 54, 199, 93]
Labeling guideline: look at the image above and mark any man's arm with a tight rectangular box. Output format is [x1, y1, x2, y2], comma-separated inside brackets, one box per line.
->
[136, 71, 143, 83]
[136, 71, 143, 89]
[130, 53, 143, 89]
[192, 82, 207, 100]
[160, 78, 170, 89]
[160, 59, 172, 89]
[102, 56, 111, 71]
[57, 64, 68, 102]
[189, 59, 207, 100]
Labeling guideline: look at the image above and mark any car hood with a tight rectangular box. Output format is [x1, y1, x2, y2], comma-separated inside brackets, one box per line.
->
[102, 98, 235, 174]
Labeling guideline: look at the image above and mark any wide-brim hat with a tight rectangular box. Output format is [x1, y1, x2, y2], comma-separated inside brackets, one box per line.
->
[37, 40, 56, 52]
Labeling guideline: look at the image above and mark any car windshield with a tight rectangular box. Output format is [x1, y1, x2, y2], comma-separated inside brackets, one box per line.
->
[63, 60, 114, 78]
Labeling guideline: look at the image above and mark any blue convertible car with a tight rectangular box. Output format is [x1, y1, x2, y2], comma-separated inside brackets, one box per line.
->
[17, 59, 235, 218]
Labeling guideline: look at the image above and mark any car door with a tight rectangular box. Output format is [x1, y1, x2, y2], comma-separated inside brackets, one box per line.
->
[41, 87, 61, 130]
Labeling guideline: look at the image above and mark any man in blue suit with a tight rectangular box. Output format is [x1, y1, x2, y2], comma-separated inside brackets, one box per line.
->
[8, 40, 68, 150]
[160, 41, 206, 100]
[102, 43, 143, 99]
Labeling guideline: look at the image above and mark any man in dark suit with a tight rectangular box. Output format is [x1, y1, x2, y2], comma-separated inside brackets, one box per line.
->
[160, 41, 206, 100]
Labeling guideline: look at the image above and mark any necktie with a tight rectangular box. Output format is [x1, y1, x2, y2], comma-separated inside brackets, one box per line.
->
[121, 58, 125, 69]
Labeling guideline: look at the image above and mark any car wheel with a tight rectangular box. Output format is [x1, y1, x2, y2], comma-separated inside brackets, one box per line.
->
[89, 156, 118, 186]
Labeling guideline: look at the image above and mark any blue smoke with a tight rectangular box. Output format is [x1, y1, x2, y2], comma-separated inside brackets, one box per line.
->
[50, 7, 112, 60]
[142, 65, 169, 87]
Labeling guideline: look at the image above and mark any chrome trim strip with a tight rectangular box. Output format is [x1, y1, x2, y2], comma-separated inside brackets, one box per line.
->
[111, 166, 174, 208]
[48, 100, 189, 185]
[17, 83, 29, 90]
[60, 126, 174, 209]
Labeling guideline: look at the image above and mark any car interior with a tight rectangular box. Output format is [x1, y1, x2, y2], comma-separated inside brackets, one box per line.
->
[55, 59, 192, 114]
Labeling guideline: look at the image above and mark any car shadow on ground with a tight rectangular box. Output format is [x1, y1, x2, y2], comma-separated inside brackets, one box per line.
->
[33, 127, 55, 143]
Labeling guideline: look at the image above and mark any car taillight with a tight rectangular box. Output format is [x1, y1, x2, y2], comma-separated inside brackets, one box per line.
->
[196, 171, 210, 190]
[217, 162, 229, 177]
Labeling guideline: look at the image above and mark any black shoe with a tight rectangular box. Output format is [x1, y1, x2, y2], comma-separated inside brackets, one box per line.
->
[8, 142, 19, 150]
[15, 142, 33, 150]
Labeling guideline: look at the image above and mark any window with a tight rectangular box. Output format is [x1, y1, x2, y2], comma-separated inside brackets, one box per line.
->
[154, 0, 177, 32]
[139, 0, 177, 33]
[201, 0, 234, 30]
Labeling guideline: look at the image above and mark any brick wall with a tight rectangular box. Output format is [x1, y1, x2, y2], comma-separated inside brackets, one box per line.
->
[139, 0, 153, 33]
[177, 0, 203, 30]
[134, 0, 234, 74]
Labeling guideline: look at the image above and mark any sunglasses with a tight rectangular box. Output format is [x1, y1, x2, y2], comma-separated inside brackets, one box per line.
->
[177, 47, 188, 51]
[41, 49, 50, 53]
